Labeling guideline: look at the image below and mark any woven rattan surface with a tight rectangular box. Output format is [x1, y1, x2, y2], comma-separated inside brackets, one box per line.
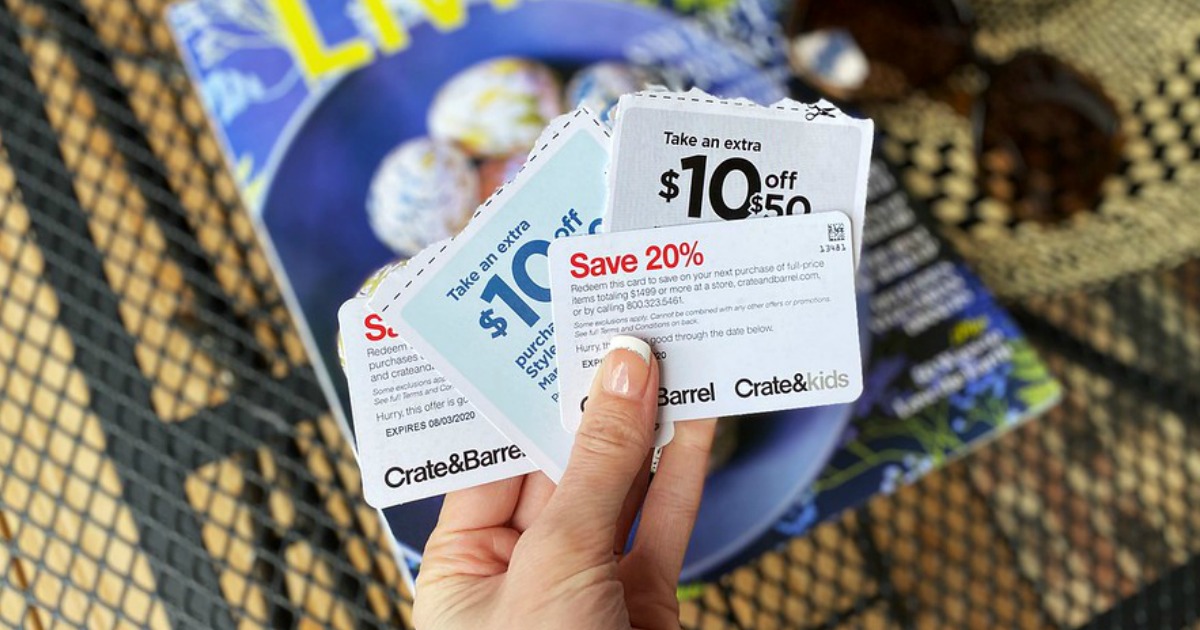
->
[1, 0, 1198, 628]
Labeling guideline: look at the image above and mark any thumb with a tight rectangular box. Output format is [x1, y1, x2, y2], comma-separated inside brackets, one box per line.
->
[544, 335, 658, 546]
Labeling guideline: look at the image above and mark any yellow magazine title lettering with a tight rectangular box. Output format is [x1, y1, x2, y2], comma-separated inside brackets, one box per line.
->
[270, 0, 517, 82]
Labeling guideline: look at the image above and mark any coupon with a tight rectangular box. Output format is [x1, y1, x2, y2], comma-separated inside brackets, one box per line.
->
[605, 90, 873, 263]
[369, 109, 610, 481]
[549, 212, 863, 429]
[339, 248, 534, 508]
[339, 299, 534, 507]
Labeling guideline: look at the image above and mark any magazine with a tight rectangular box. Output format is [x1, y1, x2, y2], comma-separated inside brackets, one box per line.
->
[168, 0, 1060, 589]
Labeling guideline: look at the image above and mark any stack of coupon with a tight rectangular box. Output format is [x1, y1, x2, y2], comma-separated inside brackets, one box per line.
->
[340, 91, 874, 507]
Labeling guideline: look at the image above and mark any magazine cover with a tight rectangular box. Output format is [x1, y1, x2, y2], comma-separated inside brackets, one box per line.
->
[168, 0, 1060, 589]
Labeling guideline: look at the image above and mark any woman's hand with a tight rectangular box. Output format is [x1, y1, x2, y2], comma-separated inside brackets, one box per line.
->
[413, 335, 716, 630]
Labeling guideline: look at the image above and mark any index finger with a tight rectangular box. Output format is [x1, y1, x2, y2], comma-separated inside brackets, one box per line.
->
[541, 338, 658, 550]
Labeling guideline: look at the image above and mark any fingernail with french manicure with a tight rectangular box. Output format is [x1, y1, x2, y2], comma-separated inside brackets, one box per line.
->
[600, 335, 651, 399]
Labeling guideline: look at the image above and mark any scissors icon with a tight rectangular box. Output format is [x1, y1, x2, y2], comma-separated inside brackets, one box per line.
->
[805, 104, 837, 121]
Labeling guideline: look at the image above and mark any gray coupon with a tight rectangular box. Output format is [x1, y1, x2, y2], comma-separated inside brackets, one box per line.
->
[606, 90, 873, 265]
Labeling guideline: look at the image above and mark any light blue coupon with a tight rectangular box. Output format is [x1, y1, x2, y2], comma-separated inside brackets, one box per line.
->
[370, 110, 609, 480]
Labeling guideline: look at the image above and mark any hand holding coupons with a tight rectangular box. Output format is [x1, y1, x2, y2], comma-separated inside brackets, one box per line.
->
[353, 91, 873, 506]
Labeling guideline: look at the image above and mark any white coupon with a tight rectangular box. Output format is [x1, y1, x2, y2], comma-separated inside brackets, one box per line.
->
[606, 90, 873, 264]
[550, 212, 863, 429]
[340, 252, 534, 507]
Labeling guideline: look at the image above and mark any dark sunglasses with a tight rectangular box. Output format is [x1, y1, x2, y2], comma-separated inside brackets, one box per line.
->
[786, 0, 1124, 224]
